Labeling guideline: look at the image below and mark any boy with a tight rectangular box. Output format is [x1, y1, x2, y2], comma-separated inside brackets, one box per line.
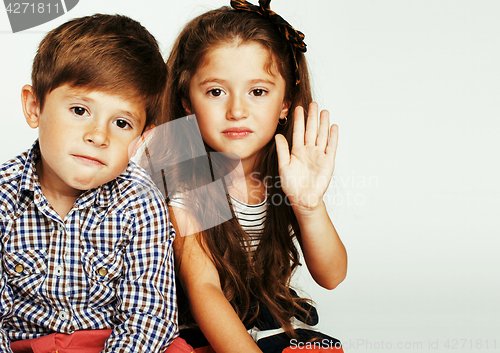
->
[0, 14, 177, 352]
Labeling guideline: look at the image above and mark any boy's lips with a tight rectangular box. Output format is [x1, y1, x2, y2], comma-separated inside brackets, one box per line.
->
[222, 127, 253, 139]
[72, 154, 105, 166]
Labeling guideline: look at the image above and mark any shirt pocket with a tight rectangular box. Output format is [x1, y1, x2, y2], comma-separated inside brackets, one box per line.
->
[81, 251, 123, 308]
[3, 250, 47, 301]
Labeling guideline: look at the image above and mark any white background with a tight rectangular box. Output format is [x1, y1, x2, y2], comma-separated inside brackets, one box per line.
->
[1, 1, 499, 352]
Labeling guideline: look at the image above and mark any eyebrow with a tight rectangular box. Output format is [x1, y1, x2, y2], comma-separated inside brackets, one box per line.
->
[66, 94, 94, 103]
[114, 110, 139, 122]
[64, 93, 143, 125]
[63, 90, 95, 104]
[198, 78, 276, 86]
[198, 78, 225, 86]
[249, 79, 276, 86]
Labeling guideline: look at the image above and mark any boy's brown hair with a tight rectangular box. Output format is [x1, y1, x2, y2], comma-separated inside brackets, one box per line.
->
[32, 14, 166, 128]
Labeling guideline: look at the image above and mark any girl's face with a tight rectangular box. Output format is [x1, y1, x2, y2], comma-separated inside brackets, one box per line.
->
[184, 41, 290, 172]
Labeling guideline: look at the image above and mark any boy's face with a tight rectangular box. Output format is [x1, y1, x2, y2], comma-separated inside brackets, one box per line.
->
[23, 84, 147, 196]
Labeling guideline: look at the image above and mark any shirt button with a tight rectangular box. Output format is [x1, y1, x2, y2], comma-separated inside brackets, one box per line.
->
[58, 224, 64, 231]
[98, 268, 108, 277]
[14, 265, 24, 273]
[59, 311, 68, 321]
[55, 265, 63, 276]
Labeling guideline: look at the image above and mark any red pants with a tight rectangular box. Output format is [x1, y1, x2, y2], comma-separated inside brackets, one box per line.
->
[11, 330, 343, 353]
[10, 330, 194, 353]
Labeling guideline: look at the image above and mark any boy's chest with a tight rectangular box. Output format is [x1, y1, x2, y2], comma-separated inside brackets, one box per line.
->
[3, 202, 133, 253]
[1, 203, 133, 307]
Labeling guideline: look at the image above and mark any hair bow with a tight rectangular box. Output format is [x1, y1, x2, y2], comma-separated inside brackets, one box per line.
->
[230, 0, 307, 85]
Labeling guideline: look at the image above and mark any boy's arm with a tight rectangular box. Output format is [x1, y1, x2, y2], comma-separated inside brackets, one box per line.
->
[0, 281, 14, 353]
[0, 223, 14, 353]
[172, 207, 262, 353]
[102, 189, 177, 353]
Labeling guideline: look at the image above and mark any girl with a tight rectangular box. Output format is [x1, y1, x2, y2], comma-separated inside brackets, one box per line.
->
[148, 1, 347, 352]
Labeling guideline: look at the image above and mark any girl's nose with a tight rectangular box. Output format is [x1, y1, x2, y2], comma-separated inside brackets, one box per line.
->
[83, 124, 110, 147]
[227, 95, 248, 120]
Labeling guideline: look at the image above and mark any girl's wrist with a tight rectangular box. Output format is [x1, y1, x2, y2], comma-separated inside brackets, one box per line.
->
[291, 199, 326, 219]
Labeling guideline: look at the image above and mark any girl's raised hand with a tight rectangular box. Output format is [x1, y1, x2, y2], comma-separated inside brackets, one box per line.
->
[275, 102, 338, 213]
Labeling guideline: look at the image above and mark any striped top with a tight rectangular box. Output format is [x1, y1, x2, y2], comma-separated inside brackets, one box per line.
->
[169, 193, 268, 254]
[230, 195, 267, 254]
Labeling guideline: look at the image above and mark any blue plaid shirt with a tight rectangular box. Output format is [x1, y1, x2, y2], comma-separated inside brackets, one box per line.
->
[0, 142, 178, 352]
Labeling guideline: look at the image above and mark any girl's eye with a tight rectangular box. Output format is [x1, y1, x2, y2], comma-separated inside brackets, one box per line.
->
[115, 119, 131, 129]
[208, 88, 224, 97]
[71, 107, 88, 116]
[251, 89, 267, 97]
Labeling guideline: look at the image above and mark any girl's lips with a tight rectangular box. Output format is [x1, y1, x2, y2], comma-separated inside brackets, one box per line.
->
[222, 127, 253, 139]
[72, 155, 105, 166]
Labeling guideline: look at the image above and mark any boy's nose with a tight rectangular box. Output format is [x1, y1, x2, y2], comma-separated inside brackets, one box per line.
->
[227, 95, 248, 120]
[84, 124, 110, 147]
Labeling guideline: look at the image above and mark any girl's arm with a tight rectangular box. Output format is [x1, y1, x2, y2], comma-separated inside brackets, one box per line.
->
[275, 103, 348, 290]
[170, 207, 262, 353]
[293, 201, 347, 290]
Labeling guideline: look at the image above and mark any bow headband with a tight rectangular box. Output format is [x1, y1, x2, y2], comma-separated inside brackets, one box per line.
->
[230, 0, 307, 85]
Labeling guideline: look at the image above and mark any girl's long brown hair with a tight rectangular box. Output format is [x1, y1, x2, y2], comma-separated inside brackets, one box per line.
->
[150, 6, 313, 336]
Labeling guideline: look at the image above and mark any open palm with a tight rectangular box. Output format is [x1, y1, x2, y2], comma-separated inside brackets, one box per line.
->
[275, 103, 338, 211]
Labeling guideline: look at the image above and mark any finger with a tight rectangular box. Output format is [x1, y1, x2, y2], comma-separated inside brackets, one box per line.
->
[326, 124, 339, 158]
[275, 134, 291, 170]
[316, 109, 330, 151]
[305, 102, 319, 146]
[292, 105, 305, 147]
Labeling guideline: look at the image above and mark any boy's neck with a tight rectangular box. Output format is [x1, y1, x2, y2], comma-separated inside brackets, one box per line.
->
[36, 161, 82, 218]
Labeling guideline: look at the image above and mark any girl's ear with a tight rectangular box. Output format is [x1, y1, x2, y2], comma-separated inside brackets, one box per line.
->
[22, 85, 40, 129]
[182, 98, 193, 115]
[280, 100, 291, 120]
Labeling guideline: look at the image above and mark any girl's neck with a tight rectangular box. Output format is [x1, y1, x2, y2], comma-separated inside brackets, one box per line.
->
[225, 159, 266, 205]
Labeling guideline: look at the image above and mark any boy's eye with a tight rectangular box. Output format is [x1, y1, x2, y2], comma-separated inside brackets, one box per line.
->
[251, 89, 267, 97]
[208, 89, 224, 97]
[72, 107, 88, 116]
[115, 119, 131, 129]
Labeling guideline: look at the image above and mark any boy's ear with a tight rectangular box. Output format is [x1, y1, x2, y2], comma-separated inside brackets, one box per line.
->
[182, 98, 192, 115]
[21, 85, 40, 129]
[144, 124, 155, 133]
[280, 100, 291, 120]
[128, 124, 156, 159]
